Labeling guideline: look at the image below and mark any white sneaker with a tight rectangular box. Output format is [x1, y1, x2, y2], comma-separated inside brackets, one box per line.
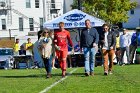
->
[52, 67, 57, 69]
[109, 71, 113, 75]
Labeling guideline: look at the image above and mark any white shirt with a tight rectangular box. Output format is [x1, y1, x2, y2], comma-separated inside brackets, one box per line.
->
[103, 32, 109, 50]
[120, 34, 131, 48]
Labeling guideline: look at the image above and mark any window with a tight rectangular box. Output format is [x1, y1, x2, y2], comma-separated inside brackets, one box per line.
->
[1, 19, 6, 30]
[51, 0, 55, 8]
[29, 18, 34, 31]
[39, 18, 44, 29]
[35, 0, 39, 8]
[130, 9, 134, 15]
[26, 0, 31, 8]
[19, 17, 24, 31]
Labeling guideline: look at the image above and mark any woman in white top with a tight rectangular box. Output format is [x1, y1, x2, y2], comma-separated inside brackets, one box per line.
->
[38, 28, 55, 78]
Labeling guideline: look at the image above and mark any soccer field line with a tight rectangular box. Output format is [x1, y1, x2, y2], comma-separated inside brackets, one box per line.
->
[39, 68, 78, 93]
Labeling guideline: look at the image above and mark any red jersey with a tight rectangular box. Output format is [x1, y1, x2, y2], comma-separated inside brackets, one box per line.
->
[54, 30, 73, 51]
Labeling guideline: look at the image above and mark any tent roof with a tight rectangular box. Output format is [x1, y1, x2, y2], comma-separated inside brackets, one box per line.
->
[43, 9, 105, 29]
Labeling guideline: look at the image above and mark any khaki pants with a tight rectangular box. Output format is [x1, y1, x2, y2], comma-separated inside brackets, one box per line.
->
[102, 49, 115, 72]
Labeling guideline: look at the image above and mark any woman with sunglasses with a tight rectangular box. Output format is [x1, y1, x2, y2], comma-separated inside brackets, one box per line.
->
[38, 28, 55, 78]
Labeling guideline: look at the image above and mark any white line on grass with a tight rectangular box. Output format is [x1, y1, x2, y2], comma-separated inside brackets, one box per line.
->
[39, 68, 78, 93]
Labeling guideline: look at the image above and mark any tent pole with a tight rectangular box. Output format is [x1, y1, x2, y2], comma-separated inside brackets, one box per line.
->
[78, 0, 81, 10]
[78, 28, 81, 42]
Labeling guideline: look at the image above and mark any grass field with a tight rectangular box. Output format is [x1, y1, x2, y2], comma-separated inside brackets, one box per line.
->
[0, 65, 140, 93]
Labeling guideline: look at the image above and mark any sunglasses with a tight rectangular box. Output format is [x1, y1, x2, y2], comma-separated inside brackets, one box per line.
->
[103, 28, 108, 29]
[44, 32, 49, 33]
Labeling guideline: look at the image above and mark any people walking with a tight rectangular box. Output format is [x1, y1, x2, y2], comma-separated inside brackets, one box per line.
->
[120, 29, 131, 66]
[115, 33, 121, 65]
[100, 24, 116, 75]
[129, 27, 140, 64]
[80, 19, 99, 76]
[54, 22, 73, 77]
[38, 29, 55, 78]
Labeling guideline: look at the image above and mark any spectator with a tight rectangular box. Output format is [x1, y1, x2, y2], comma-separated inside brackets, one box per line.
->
[74, 41, 80, 52]
[80, 19, 99, 76]
[25, 38, 33, 55]
[115, 33, 121, 65]
[19, 45, 26, 55]
[67, 45, 73, 68]
[129, 27, 140, 64]
[13, 39, 20, 55]
[38, 29, 55, 78]
[49, 30, 57, 69]
[100, 24, 116, 75]
[120, 29, 131, 66]
[67, 42, 80, 68]
[54, 22, 73, 78]
[37, 30, 43, 40]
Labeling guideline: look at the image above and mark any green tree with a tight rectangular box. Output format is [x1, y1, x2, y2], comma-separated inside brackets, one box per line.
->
[71, 0, 78, 9]
[71, 0, 137, 24]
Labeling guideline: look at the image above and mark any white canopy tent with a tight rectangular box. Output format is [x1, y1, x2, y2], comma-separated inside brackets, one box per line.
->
[43, 9, 105, 29]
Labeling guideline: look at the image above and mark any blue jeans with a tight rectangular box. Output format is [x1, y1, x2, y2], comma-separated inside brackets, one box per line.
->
[83, 47, 96, 73]
[43, 55, 53, 74]
[120, 46, 130, 64]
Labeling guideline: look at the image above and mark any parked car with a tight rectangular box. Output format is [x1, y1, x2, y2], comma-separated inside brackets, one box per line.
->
[0, 48, 14, 69]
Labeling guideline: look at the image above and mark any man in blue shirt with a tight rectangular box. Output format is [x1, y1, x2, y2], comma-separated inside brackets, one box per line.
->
[129, 27, 140, 64]
[80, 19, 99, 76]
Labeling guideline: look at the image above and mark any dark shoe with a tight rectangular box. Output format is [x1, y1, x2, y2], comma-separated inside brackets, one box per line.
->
[85, 73, 90, 76]
[62, 71, 66, 78]
[104, 72, 108, 76]
[104, 71, 108, 76]
[62, 75, 66, 78]
[130, 62, 134, 64]
[46, 73, 51, 78]
[90, 72, 94, 76]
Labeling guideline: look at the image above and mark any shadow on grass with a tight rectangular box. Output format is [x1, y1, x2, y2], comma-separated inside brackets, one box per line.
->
[0, 72, 105, 78]
[0, 73, 63, 78]
[0, 74, 46, 78]
[71, 72, 105, 77]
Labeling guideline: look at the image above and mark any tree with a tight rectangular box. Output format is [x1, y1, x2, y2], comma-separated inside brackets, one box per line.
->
[71, 0, 82, 10]
[71, 0, 78, 9]
[71, 0, 137, 24]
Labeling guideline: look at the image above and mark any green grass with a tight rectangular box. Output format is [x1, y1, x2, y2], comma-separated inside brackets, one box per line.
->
[0, 65, 140, 93]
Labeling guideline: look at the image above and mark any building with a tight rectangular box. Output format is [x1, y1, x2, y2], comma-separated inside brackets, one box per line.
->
[123, 0, 140, 29]
[0, 0, 64, 37]
[63, 0, 73, 13]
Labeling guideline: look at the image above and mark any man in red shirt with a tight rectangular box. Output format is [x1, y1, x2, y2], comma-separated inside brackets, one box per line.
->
[54, 22, 73, 77]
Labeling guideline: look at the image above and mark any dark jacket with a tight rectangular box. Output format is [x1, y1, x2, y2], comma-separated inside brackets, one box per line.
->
[99, 31, 116, 49]
[80, 27, 99, 48]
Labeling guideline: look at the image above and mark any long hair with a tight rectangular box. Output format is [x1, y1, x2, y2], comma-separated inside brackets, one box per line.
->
[41, 28, 50, 37]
